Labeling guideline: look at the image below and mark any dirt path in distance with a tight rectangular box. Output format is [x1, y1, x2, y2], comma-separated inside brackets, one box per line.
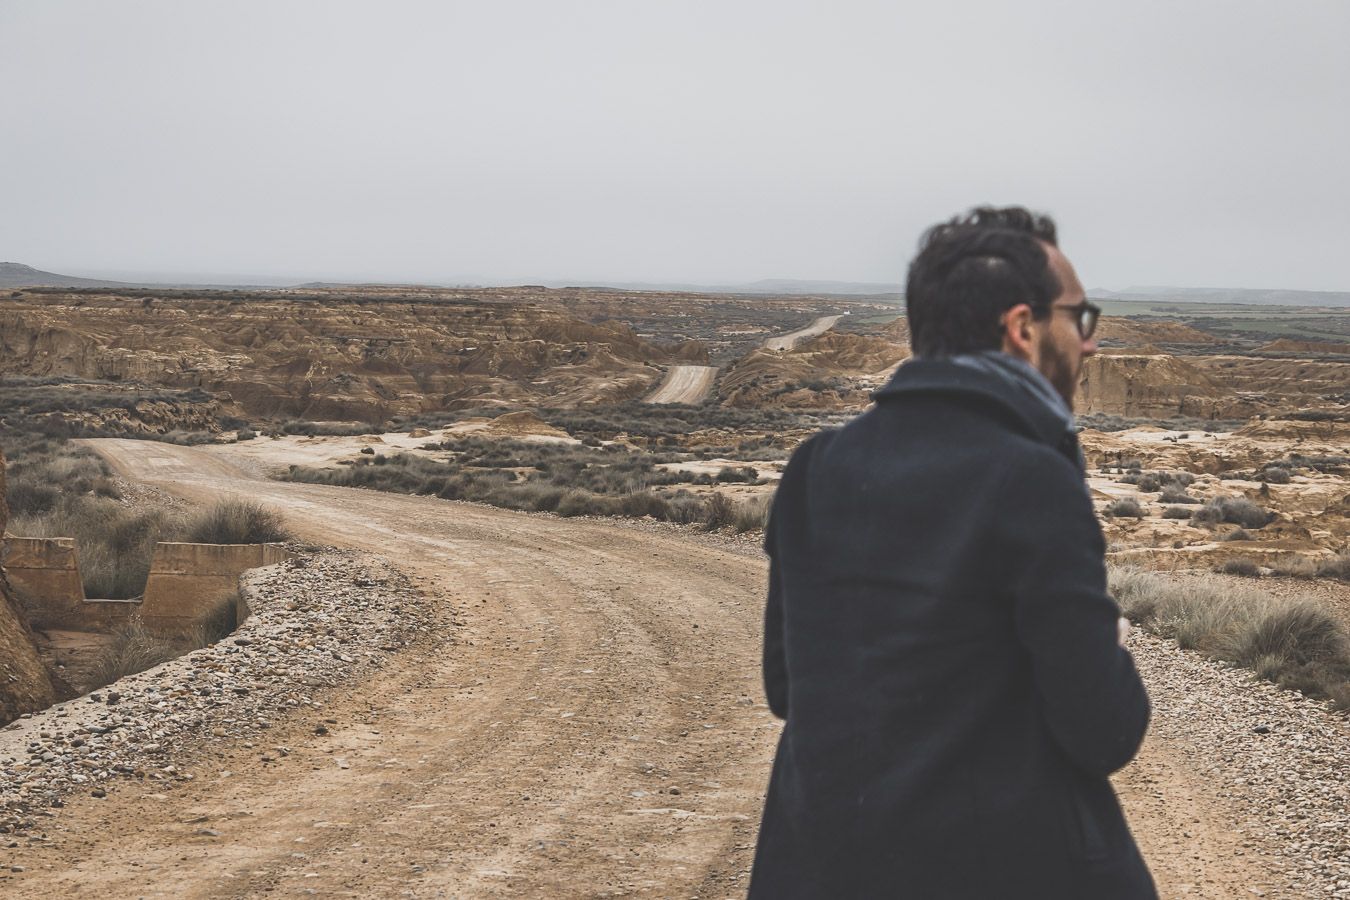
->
[762, 314, 843, 351]
[644, 365, 718, 405]
[2, 440, 1283, 898]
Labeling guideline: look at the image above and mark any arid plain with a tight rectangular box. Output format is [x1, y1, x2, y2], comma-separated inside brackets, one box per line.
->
[0, 283, 1347, 898]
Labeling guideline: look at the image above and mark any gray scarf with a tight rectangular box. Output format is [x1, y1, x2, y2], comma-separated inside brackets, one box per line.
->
[946, 350, 1075, 435]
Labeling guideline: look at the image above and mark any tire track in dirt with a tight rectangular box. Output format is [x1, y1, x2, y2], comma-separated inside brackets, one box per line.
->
[3, 440, 1281, 898]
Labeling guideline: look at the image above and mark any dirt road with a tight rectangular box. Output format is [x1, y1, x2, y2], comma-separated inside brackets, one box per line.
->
[644, 365, 717, 405]
[762, 314, 843, 351]
[7, 441, 1279, 898]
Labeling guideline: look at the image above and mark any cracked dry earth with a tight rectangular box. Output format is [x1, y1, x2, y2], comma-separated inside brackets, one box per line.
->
[1, 439, 1345, 898]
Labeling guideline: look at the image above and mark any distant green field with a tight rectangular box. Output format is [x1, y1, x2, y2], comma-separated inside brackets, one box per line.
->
[844, 301, 1350, 345]
[1093, 299, 1350, 319]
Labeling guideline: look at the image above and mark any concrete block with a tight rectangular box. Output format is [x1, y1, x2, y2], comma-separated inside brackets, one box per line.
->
[141, 542, 293, 632]
[2, 538, 88, 630]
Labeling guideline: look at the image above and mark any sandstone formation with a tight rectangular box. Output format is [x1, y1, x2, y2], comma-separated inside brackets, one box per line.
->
[1094, 319, 1220, 347]
[1257, 339, 1350, 355]
[718, 330, 908, 408]
[1189, 355, 1350, 418]
[443, 410, 575, 442]
[0, 292, 699, 422]
[1077, 354, 1229, 419]
[0, 449, 57, 726]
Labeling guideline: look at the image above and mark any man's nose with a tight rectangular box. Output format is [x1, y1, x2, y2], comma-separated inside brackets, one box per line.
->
[1082, 337, 1098, 357]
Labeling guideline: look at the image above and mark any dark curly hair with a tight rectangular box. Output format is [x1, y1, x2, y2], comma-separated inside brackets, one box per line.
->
[904, 206, 1062, 358]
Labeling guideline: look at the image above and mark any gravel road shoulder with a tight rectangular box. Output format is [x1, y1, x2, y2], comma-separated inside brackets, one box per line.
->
[1124, 630, 1350, 899]
[0, 551, 431, 884]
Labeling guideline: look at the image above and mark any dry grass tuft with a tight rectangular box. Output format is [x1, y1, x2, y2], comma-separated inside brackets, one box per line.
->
[1110, 567, 1350, 712]
[88, 624, 181, 687]
[186, 499, 293, 544]
[89, 595, 239, 688]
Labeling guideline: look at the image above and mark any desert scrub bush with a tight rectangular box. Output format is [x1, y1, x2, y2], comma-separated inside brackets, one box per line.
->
[1103, 499, 1144, 518]
[160, 429, 217, 446]
[538, 402, 828, 445]
[732, 494, 772, 533]
[186, 499, 293, 544]
[1159, 484, 1198, 504]
[1216, 558, 1261, 577]
[2, 433, 113, 513]
[1109, 567, 1350, 711]
[193, 594, 239, 645]
[280, 420, 377, 437]
[1135, 473, 1163, 493]
[88, 624, 181, 688]
[87, 610, 233, 690]
[702, 493, 736, 531]
[1261, 454, 1350, 475]
[554, 489, 610, 518]
[1191, 496, 1274, 529]
[661, 493, 707, 525]
[6, 479, 59, 516]
[715, 465, 758, 484]
[235, 427, 257, 441]
[1161, 506, 1194, 519]
[1270, 556, 1319, 579]
[1316, 552, 1350, 581]
[1224, 529, 1254, 542]
[280, 438, 778, 531]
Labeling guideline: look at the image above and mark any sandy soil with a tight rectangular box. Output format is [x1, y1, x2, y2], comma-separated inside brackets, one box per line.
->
[762, 315, 844, 351]
[2, 440, 1287, 898]
[223, 432, 439, 470]
[644, 365, 718, 405]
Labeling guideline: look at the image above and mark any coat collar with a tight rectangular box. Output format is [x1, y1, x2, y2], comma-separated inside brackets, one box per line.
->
[872, 358, 1076, 451]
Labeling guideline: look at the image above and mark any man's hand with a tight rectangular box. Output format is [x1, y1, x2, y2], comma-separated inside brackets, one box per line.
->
[1117, 616, 1131, 647]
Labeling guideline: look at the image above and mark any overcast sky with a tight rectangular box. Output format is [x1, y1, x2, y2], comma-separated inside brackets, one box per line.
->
[2, 1, 1347, 290]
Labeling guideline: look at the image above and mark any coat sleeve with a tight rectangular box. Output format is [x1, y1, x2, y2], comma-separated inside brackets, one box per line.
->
[761, 431, 833, 721]
[763, 505, 789, 719]
[995, 448, 1151, 776]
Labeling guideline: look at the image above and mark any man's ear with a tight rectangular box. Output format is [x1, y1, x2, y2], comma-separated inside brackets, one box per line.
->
[1000, 303, 1037, 362]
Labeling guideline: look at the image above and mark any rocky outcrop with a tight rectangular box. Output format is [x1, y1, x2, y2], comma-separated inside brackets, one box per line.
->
[0, 295, 693, 421]
[1094, 319, 1220, 348]
[719, 331, 908, 408]
[1257, 339, 1350, 355]
[0, 449, 57, 726]
[1077, 354, 1228, 418]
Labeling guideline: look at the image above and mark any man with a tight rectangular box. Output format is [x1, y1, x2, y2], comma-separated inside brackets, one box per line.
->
[749, 207, 1154, 899]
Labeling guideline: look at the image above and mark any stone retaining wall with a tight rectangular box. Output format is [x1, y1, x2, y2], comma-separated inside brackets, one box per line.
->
[1, 538, 291, 635]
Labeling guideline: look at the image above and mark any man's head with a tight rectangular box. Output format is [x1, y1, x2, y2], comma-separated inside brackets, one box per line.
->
[904, 206, 1098, 406]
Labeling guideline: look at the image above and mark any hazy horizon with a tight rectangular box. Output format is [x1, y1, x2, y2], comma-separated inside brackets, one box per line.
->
[2, 1, 1347, 292]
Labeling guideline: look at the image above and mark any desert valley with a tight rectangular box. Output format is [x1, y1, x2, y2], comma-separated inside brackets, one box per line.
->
[0, 279, 1346, 898]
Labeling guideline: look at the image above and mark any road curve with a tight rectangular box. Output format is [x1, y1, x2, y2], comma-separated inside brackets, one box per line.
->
[762, 314, 844, 351]
[6, 439, 1280, 898]
[16, 440, 775, 899]
[644, 365, 717, 404]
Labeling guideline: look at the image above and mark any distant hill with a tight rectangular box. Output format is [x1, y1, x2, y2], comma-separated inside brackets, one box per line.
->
[1091, 286, 1350, 308]
[565, 278, 903, 297]
[0, 262, 130, 289]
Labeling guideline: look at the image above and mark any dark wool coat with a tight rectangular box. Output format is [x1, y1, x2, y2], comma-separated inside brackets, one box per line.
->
[749, 359, 1156, 900]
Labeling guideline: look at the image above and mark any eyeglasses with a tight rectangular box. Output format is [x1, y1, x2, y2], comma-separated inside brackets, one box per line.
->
[1052, 300, 1101, 339]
